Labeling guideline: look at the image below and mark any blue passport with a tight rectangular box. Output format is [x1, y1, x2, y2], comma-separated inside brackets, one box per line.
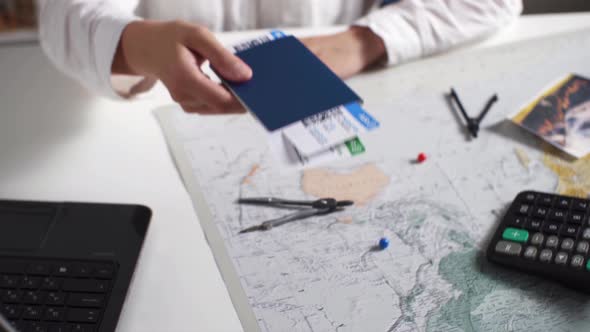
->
[222, 36, 362, 132]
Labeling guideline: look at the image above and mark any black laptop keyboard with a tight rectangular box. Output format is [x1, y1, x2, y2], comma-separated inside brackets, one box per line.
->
[0, 257, 117, 332]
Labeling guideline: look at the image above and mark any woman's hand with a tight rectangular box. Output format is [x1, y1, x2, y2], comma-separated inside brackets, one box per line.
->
[301, 26, 386, 79]
[113, 20, 252, 114]
[112, 22, 384, 113]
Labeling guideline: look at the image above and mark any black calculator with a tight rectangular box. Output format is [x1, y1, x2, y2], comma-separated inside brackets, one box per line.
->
[487, 191, 590, 291]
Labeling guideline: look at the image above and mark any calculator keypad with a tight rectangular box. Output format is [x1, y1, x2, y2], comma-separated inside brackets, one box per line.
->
[491, 191, 590, 274]
[530, 233, 544, 245]
[523, 246, 537, 259]
[545, 235, 559, 249]
[495, 241, 522, 256]
[572, 255, 585, 268]
[539, 249, 553, 262]
[577, 241, 589, 254]
[555, 252, 568, 265]
[561, 238, 575, 251]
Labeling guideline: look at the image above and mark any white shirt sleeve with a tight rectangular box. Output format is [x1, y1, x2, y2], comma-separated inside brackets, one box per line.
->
[38, 0, 141, 98]
[355, 0, 523, 65]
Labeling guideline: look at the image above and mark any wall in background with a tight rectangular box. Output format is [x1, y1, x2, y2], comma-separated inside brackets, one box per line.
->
[0, 0, 36, 32]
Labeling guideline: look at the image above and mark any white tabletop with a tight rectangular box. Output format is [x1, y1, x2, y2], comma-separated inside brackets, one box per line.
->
[1, 12, 589, 332]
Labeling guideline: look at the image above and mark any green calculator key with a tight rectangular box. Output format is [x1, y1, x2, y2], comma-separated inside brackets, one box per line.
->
[502, 227, 529, 243]
[586, 260, 590, 271]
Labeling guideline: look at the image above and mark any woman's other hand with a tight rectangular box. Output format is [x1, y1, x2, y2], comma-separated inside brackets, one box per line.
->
[301, 26, 386, 79]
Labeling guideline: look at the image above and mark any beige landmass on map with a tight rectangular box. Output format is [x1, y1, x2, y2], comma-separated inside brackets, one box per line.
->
[543, 151, 590, 198]
[301, 148, 590, 207]
[301, 163, 390, 206]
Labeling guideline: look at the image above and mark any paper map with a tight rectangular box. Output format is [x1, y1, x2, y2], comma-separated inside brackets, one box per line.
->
[156, 28, 590, 332]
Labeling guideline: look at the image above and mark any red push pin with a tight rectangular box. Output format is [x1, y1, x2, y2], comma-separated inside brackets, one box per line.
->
[416, 153, 427, 163]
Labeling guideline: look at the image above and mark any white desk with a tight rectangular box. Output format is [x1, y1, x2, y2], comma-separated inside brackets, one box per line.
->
[0, 13, 589, 332]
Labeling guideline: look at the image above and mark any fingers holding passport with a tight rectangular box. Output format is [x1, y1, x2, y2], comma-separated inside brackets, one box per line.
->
[120, 20, 251, 114]
[166, 22, 250, 114]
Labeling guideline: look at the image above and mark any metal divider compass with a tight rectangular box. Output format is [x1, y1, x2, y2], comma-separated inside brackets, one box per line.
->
[237, 197, 354, 233]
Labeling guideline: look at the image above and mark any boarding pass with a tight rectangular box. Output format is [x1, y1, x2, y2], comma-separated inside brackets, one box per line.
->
[282, 102, 379, 157]
[268, 131, 367, 169]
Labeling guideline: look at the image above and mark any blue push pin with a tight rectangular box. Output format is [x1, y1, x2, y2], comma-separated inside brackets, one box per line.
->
[378, 237, 390, 250]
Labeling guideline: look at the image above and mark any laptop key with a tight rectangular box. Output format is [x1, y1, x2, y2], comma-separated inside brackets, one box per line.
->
[41, 277, 62, 290]
[48, 323, 72, 332]
[46, 292, 66, 306]
[93, 265, 114, 279]
[0, 257, 117, 332]
[23, 305, 43, 320]
[45, 307, 66, 321]
[53, 264, 71, 277]
[27, 263, 51, 276]
[67, 293, 105, 308]
[21, 276, 41, 289]
[23, 290, 47, 304]
[70, 323, 95, 332]
[1, 304, 22, 319]
[71, 264, 92, 277]
[28, 321, 49, 332]
[67, 308, 100, 323]
[1, 274, 21, 288]
[0, 289, 22, 303]
[62, 279, 109, 293]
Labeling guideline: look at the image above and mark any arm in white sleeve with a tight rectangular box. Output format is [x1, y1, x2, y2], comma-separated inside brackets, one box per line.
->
[356, 0, 523, 65]
[38, 0, 141, 98]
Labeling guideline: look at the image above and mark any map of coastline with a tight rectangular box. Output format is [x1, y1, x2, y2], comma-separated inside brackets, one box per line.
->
[289, 152, 590, 332]
[156, 27, 590, 331]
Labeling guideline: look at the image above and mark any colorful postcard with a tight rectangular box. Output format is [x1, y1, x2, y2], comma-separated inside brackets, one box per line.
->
[511, 74, 590, 158]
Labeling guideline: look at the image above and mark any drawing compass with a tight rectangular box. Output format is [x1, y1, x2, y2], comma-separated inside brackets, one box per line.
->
[449, 88, 499, 139]
[237, 197, 354, 233]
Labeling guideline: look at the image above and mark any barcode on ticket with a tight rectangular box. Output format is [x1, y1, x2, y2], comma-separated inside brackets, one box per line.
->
[302, 107, 357, 132]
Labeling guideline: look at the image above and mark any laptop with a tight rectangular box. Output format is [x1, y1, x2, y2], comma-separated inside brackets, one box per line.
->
[0, 200, 151, 332]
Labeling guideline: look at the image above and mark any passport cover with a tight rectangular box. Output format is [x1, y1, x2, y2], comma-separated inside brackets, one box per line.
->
[222, 36, 362, 131]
